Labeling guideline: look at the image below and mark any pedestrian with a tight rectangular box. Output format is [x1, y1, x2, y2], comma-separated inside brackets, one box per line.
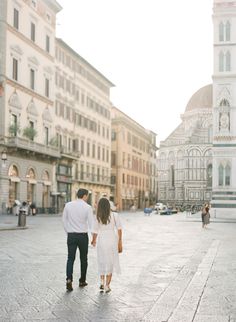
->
[62, 188, 93, 292]
[30, 202, 36, 215]
[201, 203, 210, 228]
[91, 197, 122, 293]
[20, 201, 29, 215]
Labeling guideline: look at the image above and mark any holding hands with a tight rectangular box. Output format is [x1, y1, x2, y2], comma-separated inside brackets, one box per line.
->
[91, 233, 97, 247]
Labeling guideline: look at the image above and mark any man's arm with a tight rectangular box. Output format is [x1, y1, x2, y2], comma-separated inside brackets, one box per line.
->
[62, 205, 68, 233]
[87, 206, 94, 232]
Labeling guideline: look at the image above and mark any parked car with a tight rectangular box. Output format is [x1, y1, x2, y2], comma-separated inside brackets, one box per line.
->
[154, 203, 165, 211]
[159, 206, 178, 215]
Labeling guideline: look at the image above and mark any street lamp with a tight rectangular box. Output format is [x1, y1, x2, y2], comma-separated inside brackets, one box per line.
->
[1, 149, 7, 166]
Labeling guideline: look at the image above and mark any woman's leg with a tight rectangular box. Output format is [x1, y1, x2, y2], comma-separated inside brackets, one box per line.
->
[105, 273, 112, 292]
[100, 275, 105, 289]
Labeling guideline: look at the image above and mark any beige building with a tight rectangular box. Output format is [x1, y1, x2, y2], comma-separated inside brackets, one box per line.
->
[0, 0, 62, 213]
[55, 39, 114, 208]
[111, 106, 158, 211]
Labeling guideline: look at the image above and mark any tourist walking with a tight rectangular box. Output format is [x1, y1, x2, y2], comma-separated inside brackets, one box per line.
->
[62, 188, 93, 292]
[201, 203, 210, 228]
[91, 198, 122, 293]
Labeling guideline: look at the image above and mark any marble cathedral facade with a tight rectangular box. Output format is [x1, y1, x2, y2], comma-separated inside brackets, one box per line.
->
[157, 85, 213, 208]
[158, 0, 236, 211]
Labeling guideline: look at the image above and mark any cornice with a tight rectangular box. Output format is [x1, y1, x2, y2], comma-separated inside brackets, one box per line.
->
[6, 78, 53, 105]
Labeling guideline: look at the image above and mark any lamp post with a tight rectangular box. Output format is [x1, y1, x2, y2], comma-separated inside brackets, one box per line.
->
[1, 149, 7, 166]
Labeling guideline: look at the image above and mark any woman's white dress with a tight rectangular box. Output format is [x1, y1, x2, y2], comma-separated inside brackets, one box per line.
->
[93, 212, 122, 275]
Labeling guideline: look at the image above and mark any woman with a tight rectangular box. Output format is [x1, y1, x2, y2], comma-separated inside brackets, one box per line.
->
[202, 203, 210, 228]
[91, 198, 122, 293]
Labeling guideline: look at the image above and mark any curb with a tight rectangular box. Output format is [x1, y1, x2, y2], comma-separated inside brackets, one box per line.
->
[0, 225, 28, 231]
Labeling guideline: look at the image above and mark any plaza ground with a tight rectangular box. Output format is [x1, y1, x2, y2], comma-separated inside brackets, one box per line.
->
[0, 211, 236, 322]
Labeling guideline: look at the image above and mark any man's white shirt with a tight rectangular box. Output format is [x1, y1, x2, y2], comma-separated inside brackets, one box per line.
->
[62, 199, 93, 233]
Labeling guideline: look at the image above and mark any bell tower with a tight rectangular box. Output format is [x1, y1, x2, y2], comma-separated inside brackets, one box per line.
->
[212, 0, 236, 211]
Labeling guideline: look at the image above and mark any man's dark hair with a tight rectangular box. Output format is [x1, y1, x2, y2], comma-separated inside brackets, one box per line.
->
[77, 188, 89, 199]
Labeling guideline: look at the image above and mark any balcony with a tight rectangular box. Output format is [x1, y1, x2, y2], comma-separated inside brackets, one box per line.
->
[60, 146, 81, 160]
[75, 172, 111, 186]
[1, 136, 60, 158]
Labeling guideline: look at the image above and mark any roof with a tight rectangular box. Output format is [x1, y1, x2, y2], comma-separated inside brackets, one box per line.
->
[185, 84, 212, 112]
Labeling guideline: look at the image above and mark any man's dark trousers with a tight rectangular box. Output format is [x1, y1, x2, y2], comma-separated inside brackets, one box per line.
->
[66, 233, 88, 282]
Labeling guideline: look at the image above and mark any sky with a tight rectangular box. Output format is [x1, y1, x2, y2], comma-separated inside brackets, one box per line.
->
[56, 0, 213, 144]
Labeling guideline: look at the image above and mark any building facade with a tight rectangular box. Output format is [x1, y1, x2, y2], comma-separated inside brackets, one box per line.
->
[212, 0, 236, 210]
[157, 85, 213, 208]
[55, 39, 114, 209]
[111, 106, 158, 211]
[0, 0, 62, 213]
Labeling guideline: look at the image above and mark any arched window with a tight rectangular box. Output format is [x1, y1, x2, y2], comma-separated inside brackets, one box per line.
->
[226, 21, 230, 41]
[208, 126, 213, 143]
[218, 164, 224, 186]
[225, 164, 231, 186]
[226, 51, 231, 71]
[220, 99, 230, 107]
[219, 22, 224, 41]
[219, 51, 224, 72]
[207, 164, 212, 187]
[170, 165, 175, 187]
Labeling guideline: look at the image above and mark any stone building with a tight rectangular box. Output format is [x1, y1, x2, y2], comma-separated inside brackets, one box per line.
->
[212, 0, 236, 211]
[157, 85, 213, 208]
[0, 0, 62, 213]
[111, 106, 158, 211]
[55, 39, 114, 209]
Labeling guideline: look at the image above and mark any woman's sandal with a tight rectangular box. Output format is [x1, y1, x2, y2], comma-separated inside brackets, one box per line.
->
[105, 285, 111, 293]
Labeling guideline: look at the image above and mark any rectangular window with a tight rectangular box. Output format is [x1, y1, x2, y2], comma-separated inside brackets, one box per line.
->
[122, 173, 125, 184]
[111, 130, 116, 141]
[97, 146, 101, 160]
[12, 58, 18, 81]
[87, 142, 90, 157]
[80, 164, 84, 180]
[10, 114, 18, 137]
[13, 8, 19, 29]
[44, 127, 49, 145]
[46, 35, 50, 53]
[31, 22, 35, 42]
[111, 152, 116, 166]
[45, 78, 49, 97]
[30, 69, 35, 90]
[81, 140, 84, 155]
[92, 144, 96, 158]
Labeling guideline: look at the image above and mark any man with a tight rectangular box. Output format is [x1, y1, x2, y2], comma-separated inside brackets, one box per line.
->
[62, 188, 93, 292]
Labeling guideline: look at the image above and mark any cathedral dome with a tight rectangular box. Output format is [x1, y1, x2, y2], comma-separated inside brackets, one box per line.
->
[185, 84, 212, 112]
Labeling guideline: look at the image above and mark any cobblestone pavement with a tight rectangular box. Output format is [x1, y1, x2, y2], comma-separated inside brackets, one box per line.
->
[0, 211, 236, 322]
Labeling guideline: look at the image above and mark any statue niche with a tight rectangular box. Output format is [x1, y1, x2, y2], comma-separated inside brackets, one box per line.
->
[219, 99, 230, 131]
[219, 112, 230, 131]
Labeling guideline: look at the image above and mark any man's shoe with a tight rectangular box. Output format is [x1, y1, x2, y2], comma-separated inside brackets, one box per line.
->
[79, 281, 88, 287]
[66, 280, 73, 292]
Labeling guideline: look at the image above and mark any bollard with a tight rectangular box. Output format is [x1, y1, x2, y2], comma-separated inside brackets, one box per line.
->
[18, 209, 26, 227]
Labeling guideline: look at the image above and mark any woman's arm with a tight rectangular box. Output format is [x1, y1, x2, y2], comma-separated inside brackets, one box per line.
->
[91, 233, 98, 246]
[117, 229, 122, 241]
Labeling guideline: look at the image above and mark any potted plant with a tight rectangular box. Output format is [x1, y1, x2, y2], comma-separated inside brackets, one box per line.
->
[49, 136, 59, 147]
[8, 123, 21, 136]
[23, 127, 37, 140]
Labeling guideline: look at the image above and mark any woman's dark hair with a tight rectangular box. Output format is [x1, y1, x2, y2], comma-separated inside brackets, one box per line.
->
[77, 188, 89, 199]
[97, 198, 111, 225]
